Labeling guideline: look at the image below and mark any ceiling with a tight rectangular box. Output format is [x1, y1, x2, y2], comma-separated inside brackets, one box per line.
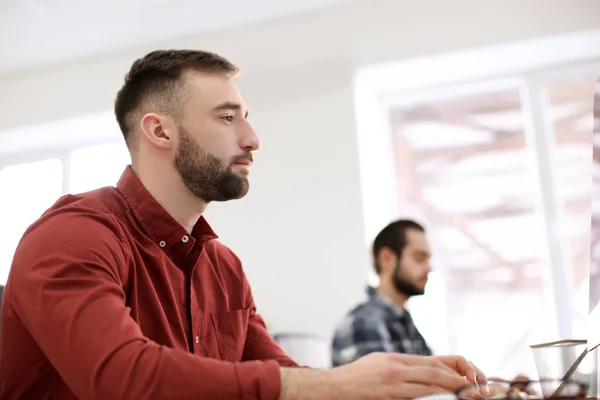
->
[0, 0, 348, 74]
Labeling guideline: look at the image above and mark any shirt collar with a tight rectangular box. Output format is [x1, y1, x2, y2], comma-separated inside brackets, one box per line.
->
[366, 286, 407, 318]
[116, 166, 218, 253]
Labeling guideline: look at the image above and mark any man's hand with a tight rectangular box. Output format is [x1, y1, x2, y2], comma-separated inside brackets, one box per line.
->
[431, 355, 489, 396]
[280, 353, 488, 400]
[331, 353, 486, 399]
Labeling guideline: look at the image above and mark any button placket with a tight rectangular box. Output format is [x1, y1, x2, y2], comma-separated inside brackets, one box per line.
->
[188, 271, 203, 355]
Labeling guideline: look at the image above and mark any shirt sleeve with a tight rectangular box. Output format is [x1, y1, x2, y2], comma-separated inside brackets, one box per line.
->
[9, 207, 281, 400]
[331, 313, 396, 367]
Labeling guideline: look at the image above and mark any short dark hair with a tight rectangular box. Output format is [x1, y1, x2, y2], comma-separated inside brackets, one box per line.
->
[372, 219, 425, 275]
[114, 49, 239, 147]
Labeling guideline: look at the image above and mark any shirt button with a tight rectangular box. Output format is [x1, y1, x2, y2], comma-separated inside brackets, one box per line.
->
[182, 235, 189, 243]
[195, 335, 199, 344]
[159, 240, 166, 248]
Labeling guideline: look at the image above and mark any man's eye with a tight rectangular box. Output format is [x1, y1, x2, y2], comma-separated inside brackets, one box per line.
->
[222, 115, 234, 122]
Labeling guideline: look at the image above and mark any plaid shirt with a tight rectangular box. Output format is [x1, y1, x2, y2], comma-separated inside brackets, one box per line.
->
[331, 287, 432, 366]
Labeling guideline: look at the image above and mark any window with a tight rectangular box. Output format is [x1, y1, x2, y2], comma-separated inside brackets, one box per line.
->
[355, 30, 600, 378]
[389, 85, 553, 377]
[0, 159, 63, 283]
[590, 79, 600, 349]
[541, 74, 598, 338]
[383, 73, 600, 376]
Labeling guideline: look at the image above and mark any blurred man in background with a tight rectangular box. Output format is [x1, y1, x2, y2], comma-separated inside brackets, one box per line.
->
[331, 219, 530, 395]
[332, 219, 433, 366]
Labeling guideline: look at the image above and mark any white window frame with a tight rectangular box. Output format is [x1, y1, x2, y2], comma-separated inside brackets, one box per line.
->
[0, 110, 125, 193]
[354, 29, 600, 342]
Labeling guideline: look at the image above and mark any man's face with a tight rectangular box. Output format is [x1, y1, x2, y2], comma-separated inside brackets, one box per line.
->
[173, 71, 260, 202]
[391, 229, 432, 297]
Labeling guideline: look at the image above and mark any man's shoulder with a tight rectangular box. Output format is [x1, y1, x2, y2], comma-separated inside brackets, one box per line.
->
[50, 186, 127, 217]
[334, 299, 388, 336]
[10, 188, 131, 283]
[347, 298, 388, 321]
[27, 187, 128, 238]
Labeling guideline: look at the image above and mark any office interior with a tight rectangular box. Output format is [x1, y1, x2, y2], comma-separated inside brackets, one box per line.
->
[1, 0, 600, 380]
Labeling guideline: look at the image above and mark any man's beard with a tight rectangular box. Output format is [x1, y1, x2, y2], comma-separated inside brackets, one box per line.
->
[392, 261, 426, 298]
[174, 127, 250, 203]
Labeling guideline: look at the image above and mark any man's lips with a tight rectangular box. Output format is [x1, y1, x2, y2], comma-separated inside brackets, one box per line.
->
[234, 160, 252, 166]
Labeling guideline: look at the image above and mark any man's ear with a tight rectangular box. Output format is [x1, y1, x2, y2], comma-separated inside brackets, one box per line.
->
[377, 247, 398, 276]
[139, 113, 174, 150]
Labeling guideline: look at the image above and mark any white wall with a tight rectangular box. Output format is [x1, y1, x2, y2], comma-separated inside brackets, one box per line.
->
[1, 0, 600, 340]
[207, 61, 367, 336]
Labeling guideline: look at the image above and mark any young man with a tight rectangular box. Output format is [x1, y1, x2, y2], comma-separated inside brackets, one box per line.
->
[332, 220, 433, 366]
[0, 51, 486, 400]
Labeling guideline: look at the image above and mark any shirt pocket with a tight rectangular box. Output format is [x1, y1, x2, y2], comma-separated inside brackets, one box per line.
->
[210, 308, 250, 361]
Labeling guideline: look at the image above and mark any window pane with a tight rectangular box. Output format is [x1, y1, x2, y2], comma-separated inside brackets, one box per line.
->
[69, 142, 130, 193]
[390, 86, 554, 378]
[543, 75, 598, 338]
[591, 79, 600, 348]
[0, 159, 63, 284]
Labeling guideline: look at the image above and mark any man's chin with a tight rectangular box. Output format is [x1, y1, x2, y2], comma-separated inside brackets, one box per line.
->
[226, 184, 250, 201]
[409, 282, 427, 296]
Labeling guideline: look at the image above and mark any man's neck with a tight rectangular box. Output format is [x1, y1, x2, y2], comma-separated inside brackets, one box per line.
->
[376, 284, 409, 308]
[131, 163, 207, 234]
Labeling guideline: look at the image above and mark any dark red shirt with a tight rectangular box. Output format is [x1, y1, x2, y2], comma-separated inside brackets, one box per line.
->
[0, 166, 296, 400]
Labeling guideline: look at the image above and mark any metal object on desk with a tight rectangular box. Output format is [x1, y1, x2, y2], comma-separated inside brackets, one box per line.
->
[530, 340, 598, 398]
[455, 378, 588, 400]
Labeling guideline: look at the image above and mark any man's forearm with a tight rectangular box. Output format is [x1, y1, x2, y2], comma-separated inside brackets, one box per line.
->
[279, 367, 337, 400]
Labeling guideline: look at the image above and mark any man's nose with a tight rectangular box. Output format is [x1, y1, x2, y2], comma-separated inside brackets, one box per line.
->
[240, 121, 260, 151]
